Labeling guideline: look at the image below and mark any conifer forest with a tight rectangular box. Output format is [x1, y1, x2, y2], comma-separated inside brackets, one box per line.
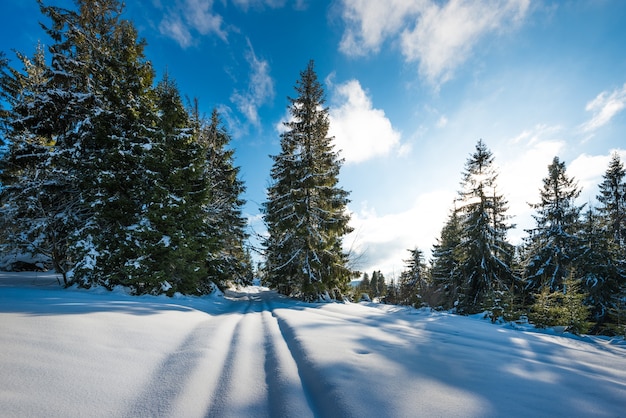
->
[1, 0, 625, 337]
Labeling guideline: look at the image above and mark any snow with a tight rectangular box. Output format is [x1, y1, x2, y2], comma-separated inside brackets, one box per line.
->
[1, 272, 625, 417]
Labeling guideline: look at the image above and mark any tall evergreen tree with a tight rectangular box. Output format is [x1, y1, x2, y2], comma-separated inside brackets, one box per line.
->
[133, 74, 213, 294]
[576, 208, 622, 327]
[597, 152, 626, 252]
[430, 205, 463, 309]
[263, 60, 352, 300]
[369, 270, 386, 298]
[0, 36, 84, 281]
[583, 154, 626, 329]
[398, 248, 428, 307]
[358, 272, 371, 295]
[455, 140, 515, 313]
[35, 0, 161, 289]
[523, 156, 584, 294]
[201, 109, 252, 288]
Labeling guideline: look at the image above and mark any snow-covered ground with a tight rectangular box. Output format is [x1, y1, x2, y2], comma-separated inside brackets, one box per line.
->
[1, 272, 625, 418]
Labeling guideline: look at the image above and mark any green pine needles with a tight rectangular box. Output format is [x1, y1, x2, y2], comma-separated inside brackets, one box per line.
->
[263, 60, 353, 301]
[0, 0, 250, 295]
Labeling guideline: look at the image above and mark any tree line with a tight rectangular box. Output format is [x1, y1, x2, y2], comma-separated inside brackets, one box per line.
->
[390, 140, 626, 335]
[0, 0, 352, 301]
[0, 0, 252, 294]
[1, 1, 624, 337]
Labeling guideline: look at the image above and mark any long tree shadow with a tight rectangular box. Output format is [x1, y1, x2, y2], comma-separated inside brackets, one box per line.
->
[271, 302, 626, 417]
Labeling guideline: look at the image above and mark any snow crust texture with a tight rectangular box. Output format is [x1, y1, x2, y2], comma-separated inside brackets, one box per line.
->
[1, 272, 626, 417]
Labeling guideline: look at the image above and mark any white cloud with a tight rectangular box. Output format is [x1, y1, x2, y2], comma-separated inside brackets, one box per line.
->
[328, 80, 403, 164]
[401, 0, 529, 85]
[338, 0, 424, 56]
[231, 40, 275, 127]
[509, 123, 562, 145]
[580, 83, 626, 133]
[159, 14, 194, 48]
[347, 190, 454, 276]
[497, 128, 565, 243]
[567, 149, 626, 205]
[159, 0, 226, 48]
[338, 0, 530, 86]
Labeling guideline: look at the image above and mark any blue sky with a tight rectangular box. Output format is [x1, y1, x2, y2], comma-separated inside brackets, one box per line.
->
[2, 0, 626, 277]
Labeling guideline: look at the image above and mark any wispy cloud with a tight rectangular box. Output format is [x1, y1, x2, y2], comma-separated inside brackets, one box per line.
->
[158, 0, 226, 48]
[580, 83, 626, 133]
[338, 0, 423, 56]
[402, 0, 529, 86]
[338, 0, 530, 86]
[231, 40, 275, 127]
[328, 79, 404, 164]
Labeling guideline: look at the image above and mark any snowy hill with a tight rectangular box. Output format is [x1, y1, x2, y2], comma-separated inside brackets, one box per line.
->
[1, 272, 625, 417]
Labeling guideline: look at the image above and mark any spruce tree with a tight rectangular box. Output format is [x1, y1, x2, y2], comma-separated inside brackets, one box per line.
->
[430, 205, 463, 309]
[263, 60, 352, 300]
[584, 154, 626, 329]
[368, 270, 386, 299]
[37, 0, 161, 289]
[385, 278, 399, 304]
[523, 156, 584, 294]
[370, 272, 379, 295]
[455, 140, 515, 313]
[398, 248, 428, 307]
[133, 75, 212, 294]
[597, 153, 626, 252]
[359, 272, 371, 296]
[0, 37, 84, 282]
[200, 109, 251, 289]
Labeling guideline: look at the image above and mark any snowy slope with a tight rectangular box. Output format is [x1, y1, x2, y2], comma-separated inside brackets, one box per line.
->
[1, 272, 625, 417]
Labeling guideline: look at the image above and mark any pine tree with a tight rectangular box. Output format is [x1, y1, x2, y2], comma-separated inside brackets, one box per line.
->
[523, 156, 584, 294]
[529, 273, 591, 335]
[430, 205, 463, 309]
[367, 270, 386, 299]
[37, 0, 161, 289]
[359, 272, 371, 296]
[371, 271, 379, 297]
[131, 75, 213, 295]
[385, 278, 399, 304]
[608, 281, 626, 337]
[455, 140, 515, 314]
[584, 153, 626, 330]
[398, 248, 428, 307]
[200, 108, 251, 289]
[597, 152, 626, 252]
[263, 60, 352, 301]
[0, 38, 83, 282]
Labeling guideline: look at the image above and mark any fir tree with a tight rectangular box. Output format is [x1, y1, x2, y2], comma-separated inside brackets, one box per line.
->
[134, 75, 212, 294]
[523, 156, 584, 294]
[398, 248, 428, 307]
[529, 273, 591, 335]
[583, 154, 626, 330]
[358, 272, 371, 295]
[36, 0, 161, 289]
[369, 270, 386, 299]
[200, 108, 252, 289]
[597, 152, 626, 252]
[385, 278, 399, 305]
[455, 140, 515, 313]
[430, 205, 463, 309]
[0, 38, 83, 282]
[263, 60, 352, 301]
